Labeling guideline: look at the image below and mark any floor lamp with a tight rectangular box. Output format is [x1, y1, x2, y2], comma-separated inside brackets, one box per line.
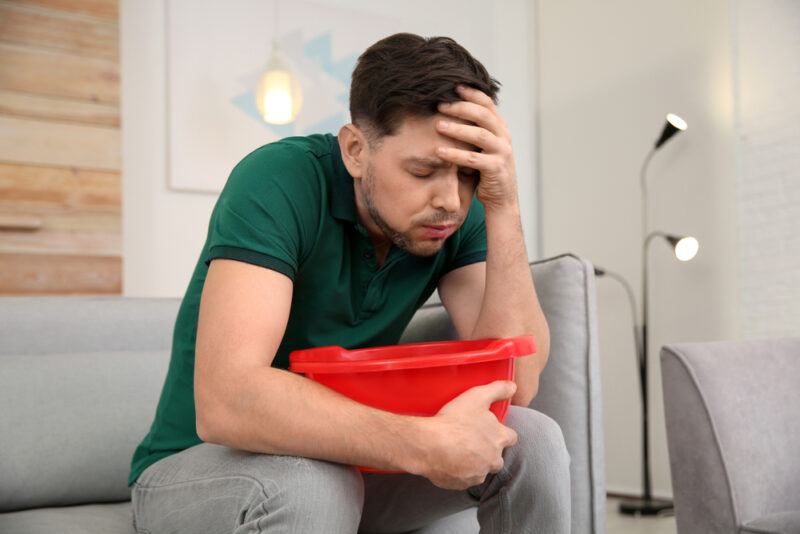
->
[598, 113, 699, 516]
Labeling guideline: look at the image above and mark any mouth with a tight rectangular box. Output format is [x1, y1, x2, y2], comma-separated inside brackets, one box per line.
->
[421, 224, 458, 240]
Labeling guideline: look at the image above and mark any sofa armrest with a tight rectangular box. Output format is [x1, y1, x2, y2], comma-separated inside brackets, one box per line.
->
[661, 338, 800, 533]
[660, 344, 739, 532]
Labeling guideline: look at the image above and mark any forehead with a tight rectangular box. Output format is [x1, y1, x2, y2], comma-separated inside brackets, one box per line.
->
[376, 113, 480, 160]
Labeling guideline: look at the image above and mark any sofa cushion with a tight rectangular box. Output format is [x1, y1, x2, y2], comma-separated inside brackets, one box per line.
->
[740, 511, 800, 534]
[0, 350, 169, 512]
[0, 502, 135, 534]
[0, 296, 179, 356]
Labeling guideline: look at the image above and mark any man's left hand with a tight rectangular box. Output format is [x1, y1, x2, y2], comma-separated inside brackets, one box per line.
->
[434, 85, 518, 213]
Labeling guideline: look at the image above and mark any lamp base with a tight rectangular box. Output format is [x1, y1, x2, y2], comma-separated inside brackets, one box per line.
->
[618, 497, 674, 516]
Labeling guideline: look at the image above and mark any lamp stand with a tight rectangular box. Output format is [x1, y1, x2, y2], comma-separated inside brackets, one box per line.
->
[617, 148, 675, 517]
[617, 319, 673, 516]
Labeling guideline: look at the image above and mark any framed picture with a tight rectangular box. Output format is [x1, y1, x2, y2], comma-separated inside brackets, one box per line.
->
[165, 0, 399, 193]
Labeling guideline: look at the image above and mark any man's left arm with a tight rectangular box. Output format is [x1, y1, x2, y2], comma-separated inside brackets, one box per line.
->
[436, 85, 550, 407]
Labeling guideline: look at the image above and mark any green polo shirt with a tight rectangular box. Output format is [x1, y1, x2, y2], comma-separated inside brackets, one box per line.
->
[128, 133, 487, 486]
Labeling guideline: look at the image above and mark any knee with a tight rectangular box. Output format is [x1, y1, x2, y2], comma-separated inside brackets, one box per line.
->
[506, 407, 571, 475]
[247, 456, 364, 532]
[279, 455, 364, 502]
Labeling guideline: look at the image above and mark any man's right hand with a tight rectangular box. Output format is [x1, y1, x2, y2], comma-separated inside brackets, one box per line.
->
[413, 380, 519, 490]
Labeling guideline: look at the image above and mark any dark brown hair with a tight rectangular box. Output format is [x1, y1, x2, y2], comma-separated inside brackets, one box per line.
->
[349, 33, 501, 141]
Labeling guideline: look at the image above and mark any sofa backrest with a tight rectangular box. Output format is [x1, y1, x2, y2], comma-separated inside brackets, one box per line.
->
[0, 254, 605, 534]
[0, 297, 180, 512]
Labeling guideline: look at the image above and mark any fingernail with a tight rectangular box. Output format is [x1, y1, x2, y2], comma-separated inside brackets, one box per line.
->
[438, 120, 449, 130]
[437, 147, 447, 155]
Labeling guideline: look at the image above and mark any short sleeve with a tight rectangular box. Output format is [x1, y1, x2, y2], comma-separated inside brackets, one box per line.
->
[442, 195, 487, 275]
[204, 143, 322, 280]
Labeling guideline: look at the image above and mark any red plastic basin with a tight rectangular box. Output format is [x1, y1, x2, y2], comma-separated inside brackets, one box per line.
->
[289, 335, 535, 473]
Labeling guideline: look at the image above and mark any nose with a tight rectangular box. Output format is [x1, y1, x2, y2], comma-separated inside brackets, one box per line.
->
[431, 171, 461, 214]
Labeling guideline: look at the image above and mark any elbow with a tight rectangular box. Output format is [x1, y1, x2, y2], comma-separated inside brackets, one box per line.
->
[536, 338, 550, 370]
[196, 422, 212, 443]
[195, 409, 216, 443]
[195, 400, 219, 443]
[534, 317, 551, 367]
[511, 385, 537, 407]
[194, 376, 224, 443]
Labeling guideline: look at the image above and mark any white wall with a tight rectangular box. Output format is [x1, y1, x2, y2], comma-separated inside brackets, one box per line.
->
[121, 1, 217, 297]
[121, 0, 539, 297]
[734, 0, 800, 340]
[536, 0, 740, 497]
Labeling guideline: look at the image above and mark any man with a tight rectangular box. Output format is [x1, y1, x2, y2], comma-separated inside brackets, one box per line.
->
[129, 33, 570, 533]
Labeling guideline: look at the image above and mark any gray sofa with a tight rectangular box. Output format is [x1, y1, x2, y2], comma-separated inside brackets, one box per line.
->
[0, 253, 606, 533]
[661, 338, 800, 534]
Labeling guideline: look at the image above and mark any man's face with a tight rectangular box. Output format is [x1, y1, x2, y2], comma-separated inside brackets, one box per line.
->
[355, 113, 480, 258]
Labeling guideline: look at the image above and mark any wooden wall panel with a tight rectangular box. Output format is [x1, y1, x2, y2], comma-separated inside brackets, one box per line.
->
[0, 2, 118, 60]
[0, 0, 121, 295]
[0, 116, 120, 171]
[0, 253, 121, 294]
[0, 207, 120, 255]
[0, 212, 43, 231]
[0, 43, 118, 103]
[6, 0, 117, 22]
[0, 163, 120, 210]
[0, 90, 119, 127]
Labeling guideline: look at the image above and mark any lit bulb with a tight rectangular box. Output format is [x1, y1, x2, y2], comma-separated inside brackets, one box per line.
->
[666, 113, 688, 131]
[674, 236, 699, 261]
[255, 45, 303, 125]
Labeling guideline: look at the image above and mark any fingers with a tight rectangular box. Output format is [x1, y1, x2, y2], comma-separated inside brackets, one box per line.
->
[436, 145, 502, 178]
[505, 427, 519, 448]
[438, 100, 507, 139]
[468, 380, 517, 407]
[489, 457, 505, 474]
[456, 84, 496, 108]
[436, 120, 509, 155]
[438, 85, 509, 139]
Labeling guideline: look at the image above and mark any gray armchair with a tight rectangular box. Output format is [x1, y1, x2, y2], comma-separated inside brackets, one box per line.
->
[661, 338, 800, 534]
[0, 253, 605, 533]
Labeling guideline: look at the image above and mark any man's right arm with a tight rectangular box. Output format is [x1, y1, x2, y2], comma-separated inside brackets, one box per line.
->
[194, 258, 426, 472]
[194, 258, 518, 489]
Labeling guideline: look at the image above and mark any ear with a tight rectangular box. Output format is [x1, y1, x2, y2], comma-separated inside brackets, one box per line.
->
[338, 123, 368, 179]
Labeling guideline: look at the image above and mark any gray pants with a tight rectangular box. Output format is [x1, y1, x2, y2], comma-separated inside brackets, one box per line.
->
[131, 406, 571, 533]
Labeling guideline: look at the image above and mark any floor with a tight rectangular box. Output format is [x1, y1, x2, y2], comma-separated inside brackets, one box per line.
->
[606, 496, 677, 534]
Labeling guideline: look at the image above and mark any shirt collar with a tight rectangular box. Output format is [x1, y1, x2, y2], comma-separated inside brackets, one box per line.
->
[328, 134, 358, 224]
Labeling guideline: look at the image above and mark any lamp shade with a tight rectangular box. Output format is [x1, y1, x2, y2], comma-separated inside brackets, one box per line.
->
[666, 234, 699, 261]
[654, 113, 688, 149]
[255, 43, 303, 125]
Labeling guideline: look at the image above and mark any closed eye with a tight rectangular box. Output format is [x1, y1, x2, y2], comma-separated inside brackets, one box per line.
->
[409, 167, 477, 179]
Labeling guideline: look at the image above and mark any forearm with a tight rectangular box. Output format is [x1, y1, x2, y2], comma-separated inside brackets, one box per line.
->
[469, 203, 550, 403]
[197, 366, 428, 473]
[470, 202, 545, 342]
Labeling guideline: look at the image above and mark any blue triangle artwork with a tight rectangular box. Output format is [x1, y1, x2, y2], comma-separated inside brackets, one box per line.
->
[230, 31, 357, 138]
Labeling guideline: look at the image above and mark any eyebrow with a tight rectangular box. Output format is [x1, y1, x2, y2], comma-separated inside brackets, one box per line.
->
[401, 157, 452, 169]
